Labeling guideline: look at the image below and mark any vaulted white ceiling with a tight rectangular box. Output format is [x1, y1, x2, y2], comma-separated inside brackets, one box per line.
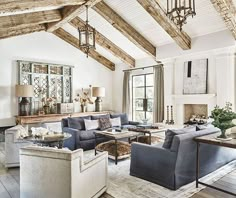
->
[1, 0, 236, 66]
[74, 0, 236, 64]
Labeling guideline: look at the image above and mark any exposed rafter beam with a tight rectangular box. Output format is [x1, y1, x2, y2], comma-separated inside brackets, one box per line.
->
[93, 2, 156, 57]
[0, 24, 46, 40]
[69, 17, 135, 67]
[137, 0, 191, 50]
[47, 0, 102, 32]
[0, 10, 61, 29]
[53, 28, 115, 71]
[210, 0, 236, 39]
[0, 0, 86, 15]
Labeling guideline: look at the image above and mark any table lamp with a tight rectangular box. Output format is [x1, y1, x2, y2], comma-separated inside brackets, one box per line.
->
[15, 85, 34, 116]
[92, 87, 105, 112]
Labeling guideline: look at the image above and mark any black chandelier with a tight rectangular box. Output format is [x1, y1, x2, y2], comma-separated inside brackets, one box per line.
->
[167, 0, 196, 31]
[78, 5, 96, 57]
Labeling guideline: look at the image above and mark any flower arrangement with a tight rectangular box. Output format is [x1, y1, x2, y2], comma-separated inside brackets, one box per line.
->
[74, 86, 93, 106]
[41, 97, 57, 106]
[210, 102, 236, 138]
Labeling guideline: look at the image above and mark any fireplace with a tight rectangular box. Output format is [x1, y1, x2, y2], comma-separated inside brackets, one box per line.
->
[184, 104, 208, 125]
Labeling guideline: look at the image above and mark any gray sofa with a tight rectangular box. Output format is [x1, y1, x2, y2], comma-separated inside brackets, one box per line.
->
[130, 127, 236, 190]
[62, 113, 139, 150]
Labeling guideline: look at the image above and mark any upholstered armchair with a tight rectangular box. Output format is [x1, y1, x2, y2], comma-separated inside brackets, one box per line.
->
[20, 146, 108, 198]
[5, 125, 32, 167]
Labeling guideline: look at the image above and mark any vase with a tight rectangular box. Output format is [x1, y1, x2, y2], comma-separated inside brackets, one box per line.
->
[81, 105, 86, 113]
[218, 129, 227, 139]
[43, 105, 50, 114]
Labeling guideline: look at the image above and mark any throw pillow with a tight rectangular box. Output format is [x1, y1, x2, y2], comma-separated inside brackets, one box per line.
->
[84, 119, 99, 131]
[68, 116, 91, 130]
[110, 117, 121, 127]
[99, 117, 112, 130]
[162, 126, 196, 149]
[110, 113, 129, 125]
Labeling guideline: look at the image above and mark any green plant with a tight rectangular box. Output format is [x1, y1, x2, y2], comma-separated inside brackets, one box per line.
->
[210, 102, 236, 138]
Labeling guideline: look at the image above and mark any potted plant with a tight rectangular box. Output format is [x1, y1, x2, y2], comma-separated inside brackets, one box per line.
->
[210, 102, 236, 139]
[74, 86, 93, 112]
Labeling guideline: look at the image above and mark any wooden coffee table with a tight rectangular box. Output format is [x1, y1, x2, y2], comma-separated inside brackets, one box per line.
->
[94, 130, 140, 165]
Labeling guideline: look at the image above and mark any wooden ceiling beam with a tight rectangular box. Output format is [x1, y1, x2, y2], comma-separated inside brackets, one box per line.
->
[0, 0, 86, 15]
[53, 28, 115, 71]
[210, 0, 236, 39]
[0, 24, 46, 40]
[69, 17, 135, 67]
[47, 0, 102, 32]
[93, 2, 156, 57]
[0, 10, 61, 29]
[137, 0, 191, 50]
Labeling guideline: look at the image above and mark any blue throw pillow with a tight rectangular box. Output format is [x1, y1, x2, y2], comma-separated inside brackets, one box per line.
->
[111, 113, 129, 125]
[162, 126, 196, 149]
[68, 116, 91, 130]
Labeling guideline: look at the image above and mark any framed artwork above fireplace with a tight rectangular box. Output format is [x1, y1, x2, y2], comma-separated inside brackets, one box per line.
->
[183, 59, 208, 94]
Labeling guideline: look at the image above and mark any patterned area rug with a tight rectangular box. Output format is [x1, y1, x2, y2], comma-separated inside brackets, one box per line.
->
[84, 150, 236, 198]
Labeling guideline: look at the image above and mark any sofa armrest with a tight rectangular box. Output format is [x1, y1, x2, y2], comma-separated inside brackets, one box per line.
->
[62, 127, 79, 150]
[128, 121, 140, 125]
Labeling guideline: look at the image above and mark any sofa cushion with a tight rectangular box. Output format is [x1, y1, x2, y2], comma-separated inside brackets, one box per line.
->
[162, 126, 196, 149]
[111, 113, 129, 125]
[67, 116, 91, 130]
[110, 117, 121, 127]
[84, 119, 99, 131]
[91, 114, 110, 120]
[99, 117, 112, 130]
[78, 130, 95, 141]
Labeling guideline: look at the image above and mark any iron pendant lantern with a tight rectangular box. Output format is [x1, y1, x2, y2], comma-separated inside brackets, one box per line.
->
[167, 0, 196, 31]
[78, 5, 96, 57]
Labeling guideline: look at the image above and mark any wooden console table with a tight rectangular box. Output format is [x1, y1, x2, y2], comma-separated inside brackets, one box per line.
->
[16, 111, 112, 125]
[195, 133, 236, 196]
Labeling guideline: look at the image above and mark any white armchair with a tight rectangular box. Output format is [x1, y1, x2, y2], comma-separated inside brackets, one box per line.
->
[20, 146, 108, 198]
[5, 125, 32, 167]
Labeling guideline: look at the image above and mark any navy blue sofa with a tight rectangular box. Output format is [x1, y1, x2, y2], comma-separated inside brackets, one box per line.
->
[130, 127, 236, 190]
[62, 113, 139, 150]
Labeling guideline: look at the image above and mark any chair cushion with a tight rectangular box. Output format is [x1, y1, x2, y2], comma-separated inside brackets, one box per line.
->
[67, 116, 91, 130]
[84, 119, 99, 131]
[78, 130, 95, 141]
[91, 114, 110, 120]
[162, 126, 196, 149]
[111, 113, 129, 125]
[98, 117, 112, 130]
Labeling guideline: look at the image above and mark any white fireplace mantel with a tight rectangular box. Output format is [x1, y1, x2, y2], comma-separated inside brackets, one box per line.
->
[172, 94, 216, 104]
[171, 94, 217, 124]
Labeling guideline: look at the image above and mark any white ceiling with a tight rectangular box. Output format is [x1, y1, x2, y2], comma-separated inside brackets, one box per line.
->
[3, 0, 235, 65]
[75, 0, 236, 64]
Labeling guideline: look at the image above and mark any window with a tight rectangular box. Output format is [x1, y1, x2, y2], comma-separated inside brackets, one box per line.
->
[132, 73, 154, 123]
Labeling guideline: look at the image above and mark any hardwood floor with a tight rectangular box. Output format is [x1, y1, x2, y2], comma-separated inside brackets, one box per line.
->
[0, 141, 235, 198]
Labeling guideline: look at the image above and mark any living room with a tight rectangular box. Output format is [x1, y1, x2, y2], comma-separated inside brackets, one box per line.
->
[1, 0, 236, 198]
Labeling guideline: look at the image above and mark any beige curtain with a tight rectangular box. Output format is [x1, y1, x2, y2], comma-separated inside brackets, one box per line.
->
[153, 65, 164, 123]
[122, 71, 131, 115]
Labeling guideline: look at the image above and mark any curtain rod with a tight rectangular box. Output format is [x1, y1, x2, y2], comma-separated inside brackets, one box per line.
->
[123, 64, 163, 72]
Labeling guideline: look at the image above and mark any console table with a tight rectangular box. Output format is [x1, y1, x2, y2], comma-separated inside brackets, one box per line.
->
[16, 111, 112, 125]
[195, 133, 236, 196]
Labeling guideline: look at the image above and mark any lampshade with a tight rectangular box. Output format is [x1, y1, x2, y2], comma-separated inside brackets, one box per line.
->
[92, 87, 105, 97]
[15, 85, 34, 97]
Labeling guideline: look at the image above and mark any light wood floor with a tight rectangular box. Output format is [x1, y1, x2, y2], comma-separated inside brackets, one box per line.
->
[0, 142, 235, 198]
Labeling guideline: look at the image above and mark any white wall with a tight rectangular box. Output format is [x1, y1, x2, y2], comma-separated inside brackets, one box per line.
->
[0, 32, 113, 126]
[161, 47, 236, 124]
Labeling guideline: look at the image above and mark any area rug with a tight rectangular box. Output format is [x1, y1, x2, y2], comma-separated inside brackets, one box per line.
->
[84, 150, 236, 198]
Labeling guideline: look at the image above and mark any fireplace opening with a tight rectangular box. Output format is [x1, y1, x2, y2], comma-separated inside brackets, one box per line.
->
[184, 104, 208, 125]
